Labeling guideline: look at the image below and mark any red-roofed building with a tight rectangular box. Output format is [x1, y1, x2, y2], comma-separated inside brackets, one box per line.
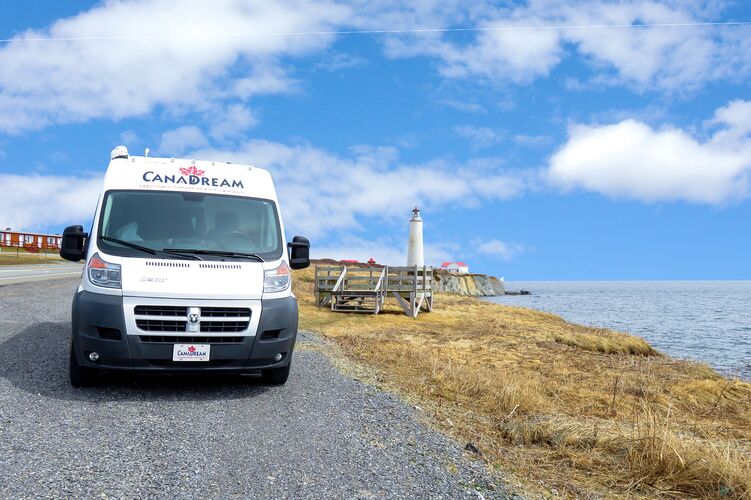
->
[440, 262, 469, 274]
[1, 229, 62, 252]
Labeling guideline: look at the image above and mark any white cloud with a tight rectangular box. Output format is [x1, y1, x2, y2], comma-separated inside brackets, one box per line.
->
[314, 51, 366, 71]
[454, 125, 505, 149]
[708, 99, 751, 139]
[0, 173, 101, 232]
[378, 1, 751, 91]
[0, 1, 748, 135]
[514, 134, 553, 148]
[477, 239, 525, 261]
[190, 140, 527, 238]
[382, 19, 562, 84]
[47, 151, 71, 163]
[555, 2, 732, 91]
[312, 236, 405, 264]
[439, 99, 487, 114]
[119, 131, 139, 145]
[0, 0, 350, 133]
[548, 100, 751, 204]
[209, 104, 258, 141]
[1, 139, 529, 239]
[158, 126, 209, 156]
[313, 235, 457, 266]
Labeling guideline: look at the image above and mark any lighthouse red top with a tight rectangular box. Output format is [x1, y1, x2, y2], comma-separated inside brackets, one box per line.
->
[412, 206, 420, 214]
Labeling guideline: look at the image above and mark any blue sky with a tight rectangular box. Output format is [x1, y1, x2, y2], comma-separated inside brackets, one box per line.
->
[1, 0, 750, 279]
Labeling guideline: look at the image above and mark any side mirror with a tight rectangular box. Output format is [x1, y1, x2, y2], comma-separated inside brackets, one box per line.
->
[288, 236, 310, 270]
[60, 225, 87, 262]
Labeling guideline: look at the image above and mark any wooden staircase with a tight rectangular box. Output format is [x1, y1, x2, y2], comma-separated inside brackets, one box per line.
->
[331, 291, 384, 314]
[329, 266, 386, 314]
[315, 265, 433, 318]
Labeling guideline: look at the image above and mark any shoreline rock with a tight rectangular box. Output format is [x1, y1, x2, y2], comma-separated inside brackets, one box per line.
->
[310, 260, 530, 298]
[433, 271, 506, 297]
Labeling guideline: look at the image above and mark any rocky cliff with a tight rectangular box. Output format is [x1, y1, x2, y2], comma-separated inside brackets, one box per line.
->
[433, 270, 505, 296]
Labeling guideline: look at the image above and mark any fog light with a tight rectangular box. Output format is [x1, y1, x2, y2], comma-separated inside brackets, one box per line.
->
[273, 353, 283, 362]
[88, 352, 100, 362]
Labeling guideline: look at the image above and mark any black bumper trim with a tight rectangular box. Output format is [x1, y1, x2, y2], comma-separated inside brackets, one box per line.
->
[71, 291, 298, 373]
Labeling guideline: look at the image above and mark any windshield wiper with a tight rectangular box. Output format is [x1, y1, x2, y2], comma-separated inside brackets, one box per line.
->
[102, 236, 201, 260]
[160, 249, 203, 261]
[101, 235, 157, 255]
[163, 248, 265, 262]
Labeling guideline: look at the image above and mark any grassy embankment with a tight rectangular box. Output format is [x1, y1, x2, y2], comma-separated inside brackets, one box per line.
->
[0, 247, 64, 265]
[293, 266, 751, 498]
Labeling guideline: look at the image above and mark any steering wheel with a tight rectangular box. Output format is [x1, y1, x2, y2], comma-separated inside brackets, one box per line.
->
[221, 230, 252, 241]
[217, 229, 253, 248]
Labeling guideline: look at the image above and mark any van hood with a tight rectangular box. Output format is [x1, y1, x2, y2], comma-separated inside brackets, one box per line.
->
[120, 258, 264, 300]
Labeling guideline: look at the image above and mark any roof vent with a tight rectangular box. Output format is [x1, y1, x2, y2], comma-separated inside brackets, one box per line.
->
[110, 145, 129, 160]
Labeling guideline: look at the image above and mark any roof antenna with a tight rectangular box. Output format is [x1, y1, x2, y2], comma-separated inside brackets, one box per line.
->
[144, 148, 150, 158]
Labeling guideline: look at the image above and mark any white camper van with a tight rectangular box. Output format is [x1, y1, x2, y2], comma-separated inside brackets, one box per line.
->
[60, 146, 310, 387]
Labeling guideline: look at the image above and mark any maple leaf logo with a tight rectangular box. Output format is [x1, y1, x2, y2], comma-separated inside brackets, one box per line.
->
[180, 166, 205, 177]
[188, 346, 196, 353]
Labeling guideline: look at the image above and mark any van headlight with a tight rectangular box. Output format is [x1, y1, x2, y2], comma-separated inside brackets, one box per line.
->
[264, 261, 291, 293]
[88, 253, 121, 289]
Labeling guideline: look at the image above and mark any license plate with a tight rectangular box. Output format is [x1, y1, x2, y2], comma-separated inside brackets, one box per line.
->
[172, 344, 211, 362]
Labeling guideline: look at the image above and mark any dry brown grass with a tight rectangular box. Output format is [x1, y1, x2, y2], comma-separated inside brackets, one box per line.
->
[0, 253, 65, 266]
[293, 266, 751, 499]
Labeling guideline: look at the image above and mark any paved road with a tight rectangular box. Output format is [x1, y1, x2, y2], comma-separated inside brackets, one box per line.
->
[0, 263, 83, 285]
[0, 278, 509, 499]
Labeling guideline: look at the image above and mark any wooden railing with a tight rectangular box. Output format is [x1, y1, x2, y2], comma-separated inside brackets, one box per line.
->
[314, 264, 433, 317]
[374, 266, 387, 293]
[332, 267, 348, 293]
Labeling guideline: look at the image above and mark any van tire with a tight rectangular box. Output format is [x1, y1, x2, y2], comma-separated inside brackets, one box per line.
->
[69, 342, 97, 387]
[262, 363, 290, 385]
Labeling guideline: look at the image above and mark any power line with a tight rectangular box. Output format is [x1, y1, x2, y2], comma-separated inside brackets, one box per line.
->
[1, 20, 750, 43]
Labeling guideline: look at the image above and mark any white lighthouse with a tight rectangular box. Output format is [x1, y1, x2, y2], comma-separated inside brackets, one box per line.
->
[407, 206, 424, 266]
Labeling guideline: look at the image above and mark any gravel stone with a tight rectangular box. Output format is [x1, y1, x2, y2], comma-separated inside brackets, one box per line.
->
[0, 278, 513, 499]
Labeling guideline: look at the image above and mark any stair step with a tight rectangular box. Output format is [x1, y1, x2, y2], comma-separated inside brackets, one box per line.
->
[338, 293, 378, 297]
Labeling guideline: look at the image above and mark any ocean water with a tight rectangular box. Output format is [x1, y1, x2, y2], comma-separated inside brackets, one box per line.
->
[485, 281, 751, 380]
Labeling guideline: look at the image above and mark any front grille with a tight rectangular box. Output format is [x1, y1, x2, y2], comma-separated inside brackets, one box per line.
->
[202, 307, 251, 318]
[136, 319, 185, 332]
[139, 335, 244, 344]
[200, 321, 247, 333]
[134, 305, 251, 333]
[134, 305, 187, 316]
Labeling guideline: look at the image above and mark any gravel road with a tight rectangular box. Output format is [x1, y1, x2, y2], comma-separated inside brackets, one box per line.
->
[0, 263, 82, 286]
[0, 278, 510, 499]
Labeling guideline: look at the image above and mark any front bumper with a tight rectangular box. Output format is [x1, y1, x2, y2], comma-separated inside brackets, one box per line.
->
[71, 291, 298, 373]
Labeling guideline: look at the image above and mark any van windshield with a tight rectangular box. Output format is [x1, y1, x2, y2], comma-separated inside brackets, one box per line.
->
[97, 190, 283, 260]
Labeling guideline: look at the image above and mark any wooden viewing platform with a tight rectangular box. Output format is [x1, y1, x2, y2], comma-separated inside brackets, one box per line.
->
[314, 265, 433, 317]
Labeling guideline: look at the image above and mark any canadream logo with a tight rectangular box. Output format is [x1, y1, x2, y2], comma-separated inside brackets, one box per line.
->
[142, 166, 244, 189]
[177, 345, 207, 357]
